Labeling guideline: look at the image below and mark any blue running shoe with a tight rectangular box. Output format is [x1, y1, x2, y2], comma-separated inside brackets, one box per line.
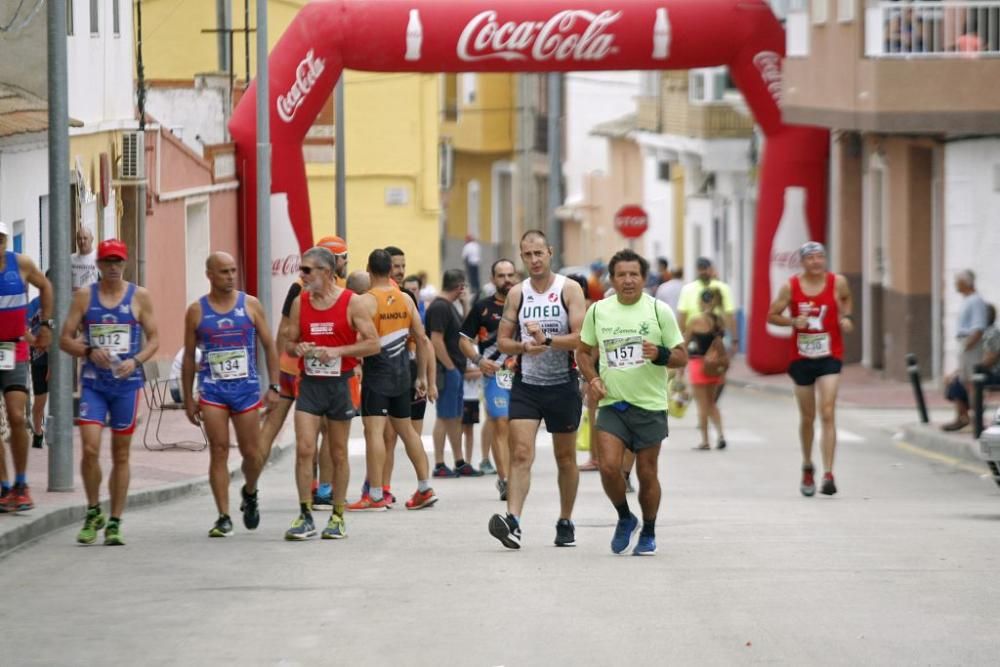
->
[633, 534, 657, 556]
[611, 513, 639, 555]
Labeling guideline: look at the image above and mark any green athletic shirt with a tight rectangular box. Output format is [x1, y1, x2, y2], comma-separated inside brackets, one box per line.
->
[676, 279, 735, 317]
[580, 293, 684, 411]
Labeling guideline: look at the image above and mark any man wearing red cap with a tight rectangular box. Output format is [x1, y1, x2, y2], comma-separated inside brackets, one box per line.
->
[60, 239, 160, 545]
[0, 221, 53, 514]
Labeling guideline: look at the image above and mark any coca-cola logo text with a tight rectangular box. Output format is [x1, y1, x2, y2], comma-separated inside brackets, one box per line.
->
[276, 50, 326, 123]
[753, 51, 782, 106]
[769, 250, 800, 271]
[457, 10, 621, 62]
[272, 254, 301, 276]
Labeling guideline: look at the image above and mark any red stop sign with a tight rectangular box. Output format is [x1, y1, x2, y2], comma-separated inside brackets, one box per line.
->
[614, 205, 649, 239]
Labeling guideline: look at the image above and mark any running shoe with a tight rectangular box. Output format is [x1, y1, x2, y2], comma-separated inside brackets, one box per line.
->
[360, 478, 371, 499]
[489, 513, 521, 550]
[716, 438, 727, 450]
[312, 491, 333, 510]
[456, 462, 484, 477]
[383, 489, 397, 507]
[554, 519, 576, 547]
[633, 534, 657, 556]
[209, 515, 234, 538]
[76, 507, 107, 545]
[0, 487, 11, 514]
[496, 478, 508, 501]
[405, 488, 438, 510]
[821, 473, 837, 496]
[611, 513, 639, 555]
[321, 513, 347, 539]
[479, 459, 497, 475]
[4, 484, 34, 512]
[433, 464, 458, 478]
[240, 486, 260, 530]
[346, 496, 388, 512]
[104, 521, 125, 546]
[285, 513, 317, 541]
[31, 432, 44, 449]
[800, 464, 816, 497]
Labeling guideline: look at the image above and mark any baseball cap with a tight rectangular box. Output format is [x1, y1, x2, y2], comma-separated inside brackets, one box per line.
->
[97, 238, 128, 261]
[316, 235, 348, 255]
[0, 221, 9, 237]
[695, 257, 713, 270]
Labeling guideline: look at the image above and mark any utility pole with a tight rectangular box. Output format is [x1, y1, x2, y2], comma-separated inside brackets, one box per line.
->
[256, 0, 272, 370]
[47, 0, 73, 491]
[136, 0, 147, 287]
[335, 78, 346, 239]
[547, 73, 563, 270]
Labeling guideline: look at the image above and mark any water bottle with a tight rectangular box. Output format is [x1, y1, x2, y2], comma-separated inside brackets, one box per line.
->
[109, 353, 123, 376]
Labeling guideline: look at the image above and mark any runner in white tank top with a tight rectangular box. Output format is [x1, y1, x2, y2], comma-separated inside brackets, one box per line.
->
[489, 230, 588, 551]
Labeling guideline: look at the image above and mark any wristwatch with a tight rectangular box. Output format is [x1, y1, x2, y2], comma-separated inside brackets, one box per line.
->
[39, 319, 55, 330]
[268, 383, 280, 393]
[543, 336, 553, 347]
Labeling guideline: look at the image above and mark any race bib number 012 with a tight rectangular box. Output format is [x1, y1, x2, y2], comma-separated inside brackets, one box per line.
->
[305, 354, 342, 377]
[0, 342, 14, 370]
[797, 332, 831, 359]
[208, 348, 249, 380]
[89, 323, 131, 355]
[605, 336, 644, 370]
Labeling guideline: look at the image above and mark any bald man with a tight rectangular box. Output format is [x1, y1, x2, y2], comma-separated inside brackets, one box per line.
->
[346, 270, 371, 295]
[182, 252, 280, 538]
[71, 227, 99, 290]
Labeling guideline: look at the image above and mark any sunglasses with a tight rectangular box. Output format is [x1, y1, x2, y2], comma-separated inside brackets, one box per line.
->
[300, 265, 329, 275]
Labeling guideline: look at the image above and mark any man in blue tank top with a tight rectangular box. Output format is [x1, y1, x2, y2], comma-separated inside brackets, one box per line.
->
[181, 251, 280, 538]
[60, 239, 159, 545]
[0, 221, 53, 515]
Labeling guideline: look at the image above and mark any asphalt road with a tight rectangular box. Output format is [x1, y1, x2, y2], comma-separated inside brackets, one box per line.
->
[4, 387, 999, 666]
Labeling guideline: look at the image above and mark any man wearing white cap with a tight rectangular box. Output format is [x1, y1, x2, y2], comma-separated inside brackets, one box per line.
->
[0, 221, 53, 514]
[767, 242, 854, 497]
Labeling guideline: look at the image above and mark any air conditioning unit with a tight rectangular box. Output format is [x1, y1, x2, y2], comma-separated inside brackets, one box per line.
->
[120, 131, 145, 180]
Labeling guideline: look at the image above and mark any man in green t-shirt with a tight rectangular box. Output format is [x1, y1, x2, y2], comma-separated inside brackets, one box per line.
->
[578, 249, 688, 556]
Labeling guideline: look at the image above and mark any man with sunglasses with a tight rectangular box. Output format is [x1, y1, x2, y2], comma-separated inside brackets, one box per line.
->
[0, 222, 53, 514]
[260, 236, 347, 510]
[280, 246, 380, 540]
[60, 239, 159, 545]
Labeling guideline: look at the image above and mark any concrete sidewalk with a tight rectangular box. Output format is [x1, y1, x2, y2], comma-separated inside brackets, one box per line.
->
[0, 407, 295, 556]
[726, 355, 996, 470]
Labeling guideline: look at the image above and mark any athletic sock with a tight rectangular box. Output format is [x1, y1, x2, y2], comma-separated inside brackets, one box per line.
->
[455, 459, 467, 469]
[88, 504, 101, 513]
[509, 513, 520, 526]
[14, 473, 26, 486]
[641, 519, 656, 538]
[109, 517, 121, 524]
[333, 503, 345, 517]
[417, 479, 430, 492]
[614, 501, 631, 521]
[369, 487, 384, 502]
[1, 481, 10, 493]
[300, 502, 311, 517]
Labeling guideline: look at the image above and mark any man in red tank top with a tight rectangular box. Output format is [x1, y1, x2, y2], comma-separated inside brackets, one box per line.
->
[279, 246, 380, 541]
[767, 242, 854, 497]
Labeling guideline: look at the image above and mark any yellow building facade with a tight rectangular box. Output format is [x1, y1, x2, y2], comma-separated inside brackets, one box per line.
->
[141, 0, 441, 280]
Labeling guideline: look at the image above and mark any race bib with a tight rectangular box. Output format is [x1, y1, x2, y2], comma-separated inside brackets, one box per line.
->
[605, 336, 644, 370]
[0, 342, 14, 370]
[496, 369, 513, 390]
[797, 332, 831, 359]
[207, 348, 249, 380]
[89, 323, 131, 355]
[304, 354, 342, 377]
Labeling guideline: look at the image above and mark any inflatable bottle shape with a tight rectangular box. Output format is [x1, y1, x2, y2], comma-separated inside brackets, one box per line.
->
[766, 186, 810, 338]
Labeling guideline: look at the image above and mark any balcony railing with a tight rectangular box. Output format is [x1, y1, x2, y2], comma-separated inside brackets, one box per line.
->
[866, 1, 1000, 57]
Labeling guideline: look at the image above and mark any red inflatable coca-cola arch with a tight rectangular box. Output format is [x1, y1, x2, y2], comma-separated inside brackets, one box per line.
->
[229, 0, 829, 374]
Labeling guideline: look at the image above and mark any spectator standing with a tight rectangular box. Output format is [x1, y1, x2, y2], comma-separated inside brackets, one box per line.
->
[942, 270, 988, 431]
[462, 234, 482, 296]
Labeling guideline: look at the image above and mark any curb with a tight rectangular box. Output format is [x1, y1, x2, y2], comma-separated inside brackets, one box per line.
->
[0, 434, 295, 558]
[897, 423, 986, 468]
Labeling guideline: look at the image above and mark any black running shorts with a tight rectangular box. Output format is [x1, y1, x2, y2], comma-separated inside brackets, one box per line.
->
[361, 385, 411, 419]
[296, 373, 356, 421]
[788, 357, 843, 387]
[508, 378, 582, 434]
